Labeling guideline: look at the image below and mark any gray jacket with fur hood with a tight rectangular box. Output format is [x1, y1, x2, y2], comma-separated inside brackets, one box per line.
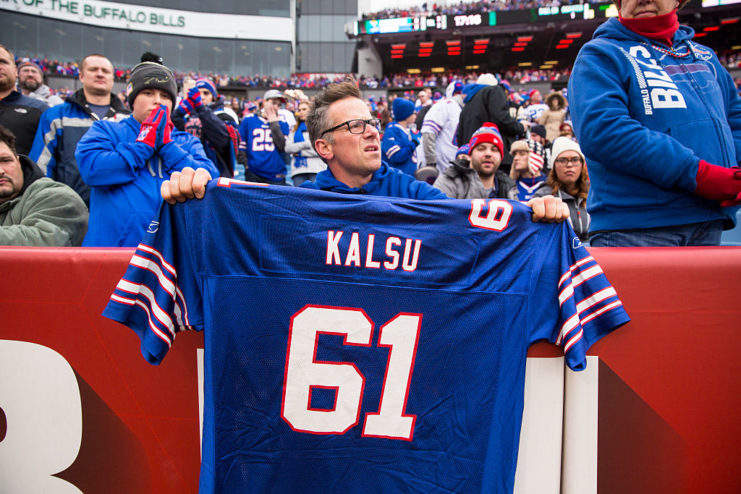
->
[433, 157, 518, 200]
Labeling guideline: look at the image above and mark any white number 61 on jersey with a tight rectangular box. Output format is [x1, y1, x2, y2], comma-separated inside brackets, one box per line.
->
[281, 306, 421, 441]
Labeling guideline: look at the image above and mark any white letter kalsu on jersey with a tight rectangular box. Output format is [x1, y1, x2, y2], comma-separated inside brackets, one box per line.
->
[325, 231, 422, 272]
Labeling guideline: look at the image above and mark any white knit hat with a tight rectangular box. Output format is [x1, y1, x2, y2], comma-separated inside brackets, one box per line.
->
[549, 137, 585, 168]
[476, 73, 498, 86]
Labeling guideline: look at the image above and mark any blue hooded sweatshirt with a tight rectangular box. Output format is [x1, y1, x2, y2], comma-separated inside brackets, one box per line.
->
[381, 122, 418, 176]
[568, 18, 741, 232]
[76, 115, 219, 247]
[301, 162, 447, 200]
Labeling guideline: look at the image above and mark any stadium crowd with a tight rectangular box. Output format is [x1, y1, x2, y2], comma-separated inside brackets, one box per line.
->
[2, 0, 740, 249]
[16, 54, 577, 89]
[14, 48, 741, 97]
[0, 44, 593, 248]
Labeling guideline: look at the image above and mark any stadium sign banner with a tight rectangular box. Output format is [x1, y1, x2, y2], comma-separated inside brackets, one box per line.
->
[0, 0, 293, 41]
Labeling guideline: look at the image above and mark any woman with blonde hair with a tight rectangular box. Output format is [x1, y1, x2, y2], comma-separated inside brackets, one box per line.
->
[285, 99, 326, 186]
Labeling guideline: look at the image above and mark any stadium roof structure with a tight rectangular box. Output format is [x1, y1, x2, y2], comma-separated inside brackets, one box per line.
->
[348, 0, 741, 75]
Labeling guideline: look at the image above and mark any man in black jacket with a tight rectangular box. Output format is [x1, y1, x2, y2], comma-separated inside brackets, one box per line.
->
[455, 74, 527, 171]
[172, 78, 239, 178]
[0, 45, 48, 156]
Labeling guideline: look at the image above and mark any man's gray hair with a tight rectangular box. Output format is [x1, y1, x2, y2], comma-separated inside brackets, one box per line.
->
[306, 78, 362, 153]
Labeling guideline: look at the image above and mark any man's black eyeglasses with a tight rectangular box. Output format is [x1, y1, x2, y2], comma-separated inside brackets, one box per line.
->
[320, 118, 381, 137]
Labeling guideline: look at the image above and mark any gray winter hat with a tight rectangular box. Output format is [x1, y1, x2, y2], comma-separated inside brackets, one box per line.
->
[126, 61, 177, 108]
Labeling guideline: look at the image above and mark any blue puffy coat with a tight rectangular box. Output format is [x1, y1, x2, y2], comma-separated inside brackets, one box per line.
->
[76, 115, 219, 246]
[568, 18, 741, 232]
[381, 122, 417, 176]
[29, 89, 129, 206]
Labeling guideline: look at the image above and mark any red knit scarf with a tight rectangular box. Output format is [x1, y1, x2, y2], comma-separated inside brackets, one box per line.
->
[619, 9, 679, 48]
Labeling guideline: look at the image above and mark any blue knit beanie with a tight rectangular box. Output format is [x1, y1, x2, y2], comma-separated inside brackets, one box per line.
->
[195, 78, 217, 98]
[392, 97, 415, 122]
[455, 143, 471, 158]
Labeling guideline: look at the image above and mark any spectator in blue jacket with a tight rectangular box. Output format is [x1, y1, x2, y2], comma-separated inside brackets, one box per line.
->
[381, 97, 418, 177]
[172, 77, 239, 179]
[75, 61, 218, 247]
[30, 53, 129, 206]
[568, 0, 741, 246]
[237, 89, 290, 185]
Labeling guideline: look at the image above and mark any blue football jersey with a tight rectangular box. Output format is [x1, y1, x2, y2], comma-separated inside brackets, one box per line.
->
[238, 114, 289, 181]
[104, 179, 629, 494]
[516, 175, 547, 202]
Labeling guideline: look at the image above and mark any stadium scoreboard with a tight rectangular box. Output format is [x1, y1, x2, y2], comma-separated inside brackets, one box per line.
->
[353, 3, 616, 36]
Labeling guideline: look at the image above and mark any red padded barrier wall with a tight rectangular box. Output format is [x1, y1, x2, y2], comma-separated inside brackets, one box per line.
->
[1, 247, 203, 492]
[586, 248, 741, 494]
[1, 246, 739, 493]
